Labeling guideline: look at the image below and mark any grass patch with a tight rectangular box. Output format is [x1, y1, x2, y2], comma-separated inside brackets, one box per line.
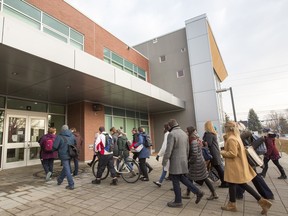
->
[276, 139, 288, 155]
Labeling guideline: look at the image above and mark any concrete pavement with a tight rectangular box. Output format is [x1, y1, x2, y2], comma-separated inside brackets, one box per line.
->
[0, 154, 287, 216]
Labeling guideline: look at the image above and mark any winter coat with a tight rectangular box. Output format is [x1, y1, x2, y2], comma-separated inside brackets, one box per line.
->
[264, 136, 280, 160]
[203, 132, 222, 166]
[158, 131, 170, 171]
[188, 139, 208, 181]
[112, 133, 119, 156]
[39, 133, 58, 159]
[53, 129, 76, 160]
[117, 134, 129, 158]
[73, 131, 83, 158]
[135, 133, 150, 159]
[95, 132, 113, 155]
[162, 126, 189, 175]
[221, 134, 256, 184]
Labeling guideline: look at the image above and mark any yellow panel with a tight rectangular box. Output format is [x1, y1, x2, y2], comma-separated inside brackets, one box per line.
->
[207, 22, 228, 82]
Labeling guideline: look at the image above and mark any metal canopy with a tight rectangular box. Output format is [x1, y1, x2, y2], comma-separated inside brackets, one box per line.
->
[0, 44, 184, 114]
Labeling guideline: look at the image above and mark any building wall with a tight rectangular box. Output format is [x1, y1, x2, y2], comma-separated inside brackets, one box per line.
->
[26, 0, 150, 79]
[134, 29, 196, 151]
[185, 15, 223, 138]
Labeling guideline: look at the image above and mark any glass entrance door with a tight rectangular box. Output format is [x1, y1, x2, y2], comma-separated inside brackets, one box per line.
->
[3, 113, 47, 169]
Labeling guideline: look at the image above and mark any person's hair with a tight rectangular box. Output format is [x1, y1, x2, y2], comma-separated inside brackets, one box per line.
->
[138, 127, 145, 133]
[168, 119, 178, 128]
[132, 127, 137, 133]
[224, 121, 240, 137]
[70, 127, 76, 133]
[164, 123, 170, 133]
[99, 126, 105, 132]
[48, 127, 56, 134]
[204, 121, 217, 135]
[110, 127, 116, 133]
[186, 126, 199, 143]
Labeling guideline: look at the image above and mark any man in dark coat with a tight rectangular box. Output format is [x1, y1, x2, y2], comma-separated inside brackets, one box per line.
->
[53, 125, 76, 190]
[162, 119, 204, 207]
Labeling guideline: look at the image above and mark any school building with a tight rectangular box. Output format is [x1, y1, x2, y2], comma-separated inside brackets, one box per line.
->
[0, 0, 228, 170]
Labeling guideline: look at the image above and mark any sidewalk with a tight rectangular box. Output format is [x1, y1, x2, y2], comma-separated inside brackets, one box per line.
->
[0, 154, 287, 216]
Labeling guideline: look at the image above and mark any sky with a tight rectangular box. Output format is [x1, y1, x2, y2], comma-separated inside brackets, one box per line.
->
[65, 0, 288, 121]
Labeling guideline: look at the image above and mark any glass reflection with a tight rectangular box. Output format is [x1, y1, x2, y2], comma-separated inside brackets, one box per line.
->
[8, 117, 26, 143]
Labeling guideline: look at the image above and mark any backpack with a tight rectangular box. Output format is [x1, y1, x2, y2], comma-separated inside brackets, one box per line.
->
[62, 136, 78, 158]
[251, 134, 267, 155]
[142, 134, 152, 147]
[104, 133, 114, 153]
[43, 138, 53, 152]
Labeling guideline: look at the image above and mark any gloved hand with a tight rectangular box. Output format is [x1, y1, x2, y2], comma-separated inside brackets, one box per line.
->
[156, 155, 159, 161]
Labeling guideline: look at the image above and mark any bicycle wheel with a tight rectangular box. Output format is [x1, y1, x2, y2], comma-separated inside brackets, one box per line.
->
[120, 159, 140, 183]
[92, 159, 109, 180]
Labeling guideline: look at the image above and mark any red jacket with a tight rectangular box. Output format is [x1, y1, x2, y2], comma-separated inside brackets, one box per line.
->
[264, 136, 280, 160]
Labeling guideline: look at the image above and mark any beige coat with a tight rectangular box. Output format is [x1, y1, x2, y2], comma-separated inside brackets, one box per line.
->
[221, 134, 256, 184]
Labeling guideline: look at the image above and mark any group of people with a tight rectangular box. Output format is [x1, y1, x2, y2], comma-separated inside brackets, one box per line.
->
[39, 125, 83, 190]
[90, 126, 153, 185]
[152, 119, 286, 215]
[38, 119, 287, 215]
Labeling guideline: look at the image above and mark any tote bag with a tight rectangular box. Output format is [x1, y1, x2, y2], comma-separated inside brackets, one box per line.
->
[245, 146, 263, 167]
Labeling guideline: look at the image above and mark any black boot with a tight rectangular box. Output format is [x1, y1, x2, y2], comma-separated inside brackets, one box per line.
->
[278, 167, 287, 179]
[146, 162, 153, 173]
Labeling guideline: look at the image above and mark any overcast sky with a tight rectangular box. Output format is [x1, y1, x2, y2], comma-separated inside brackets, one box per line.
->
[66, 0, 288, 121]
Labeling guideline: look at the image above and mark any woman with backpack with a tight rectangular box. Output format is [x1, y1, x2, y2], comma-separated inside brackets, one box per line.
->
[39, 127, 58, 181]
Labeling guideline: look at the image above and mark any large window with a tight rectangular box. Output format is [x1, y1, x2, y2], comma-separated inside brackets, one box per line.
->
[2, 0, 84, 50]
[104, 106, 149, 141]
[104, 48, 147, 81]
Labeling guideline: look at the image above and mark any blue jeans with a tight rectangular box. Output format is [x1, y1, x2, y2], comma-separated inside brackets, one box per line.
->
[159, 167, 167, 183]
[70, 157, 79, 176]
[58, 159, 74, 188]
[170, 174, 201, 203]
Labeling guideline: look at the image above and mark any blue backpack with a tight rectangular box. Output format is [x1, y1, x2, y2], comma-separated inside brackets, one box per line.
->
[104, 133, 114, 152]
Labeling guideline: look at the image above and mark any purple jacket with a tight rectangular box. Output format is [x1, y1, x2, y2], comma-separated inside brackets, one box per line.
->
[40, 133, 58, 159]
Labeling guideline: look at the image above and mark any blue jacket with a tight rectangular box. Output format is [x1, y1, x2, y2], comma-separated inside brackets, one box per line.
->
[135, 133, 150, 159]
[53, 129, 76, 160]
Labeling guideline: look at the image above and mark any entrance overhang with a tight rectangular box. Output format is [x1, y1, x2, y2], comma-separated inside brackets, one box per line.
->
[0, 15, 185, 113]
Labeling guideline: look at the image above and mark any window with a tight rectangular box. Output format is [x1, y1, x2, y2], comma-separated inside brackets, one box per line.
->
[153, 38, 158, 43]
[159, 55, 166, 63]
[0, 97, 5, 108]
[3, 0, 84, 50]
[103, 48, 147, 80]
[177, 70, 184, 78]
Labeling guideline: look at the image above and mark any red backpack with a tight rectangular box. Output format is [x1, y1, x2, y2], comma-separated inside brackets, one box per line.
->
[43, 138, 53, 152]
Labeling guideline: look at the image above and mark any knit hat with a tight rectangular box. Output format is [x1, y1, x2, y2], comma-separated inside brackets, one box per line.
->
[61, 125, 69, 131]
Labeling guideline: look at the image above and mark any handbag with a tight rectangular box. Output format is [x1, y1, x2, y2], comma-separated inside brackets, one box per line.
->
[202, 147, 213, 161]
[255, 142, 267, 155]
[131, 144, 144, 153]
[245, 146, 263, 167]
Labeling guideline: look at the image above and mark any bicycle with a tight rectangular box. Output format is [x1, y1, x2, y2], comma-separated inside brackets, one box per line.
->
[92, 156, 140, 183]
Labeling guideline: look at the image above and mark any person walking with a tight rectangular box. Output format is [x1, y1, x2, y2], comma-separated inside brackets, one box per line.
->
[39, 127, 57, 181]
[70, 127, 83, 176]
[53, 125, 76, 190]
[92, 126, 118, 185]
[185, 126, 218, 200]
[134, 127, 151, 181]
[153, 123, 170, 187]
[220, 121, 272, 214]
[261, 131, 287, 179]
[162, 119, 204, 208]
[203, 121, 228, 188]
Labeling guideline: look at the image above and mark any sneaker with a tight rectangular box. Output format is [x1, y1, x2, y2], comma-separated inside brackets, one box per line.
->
[45, 171, 52, 182]
[153, 181, 162, 187]
[92, 179, 101, 184]
[110, 178, 118, 186]
[140, 177, 149, 181]
[167, 201, 183, 208]
[148, 167, 153, 173]
[65, 185, 74, 190]
[57, 179, 62, 185]
[195, 191, 204, 204]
